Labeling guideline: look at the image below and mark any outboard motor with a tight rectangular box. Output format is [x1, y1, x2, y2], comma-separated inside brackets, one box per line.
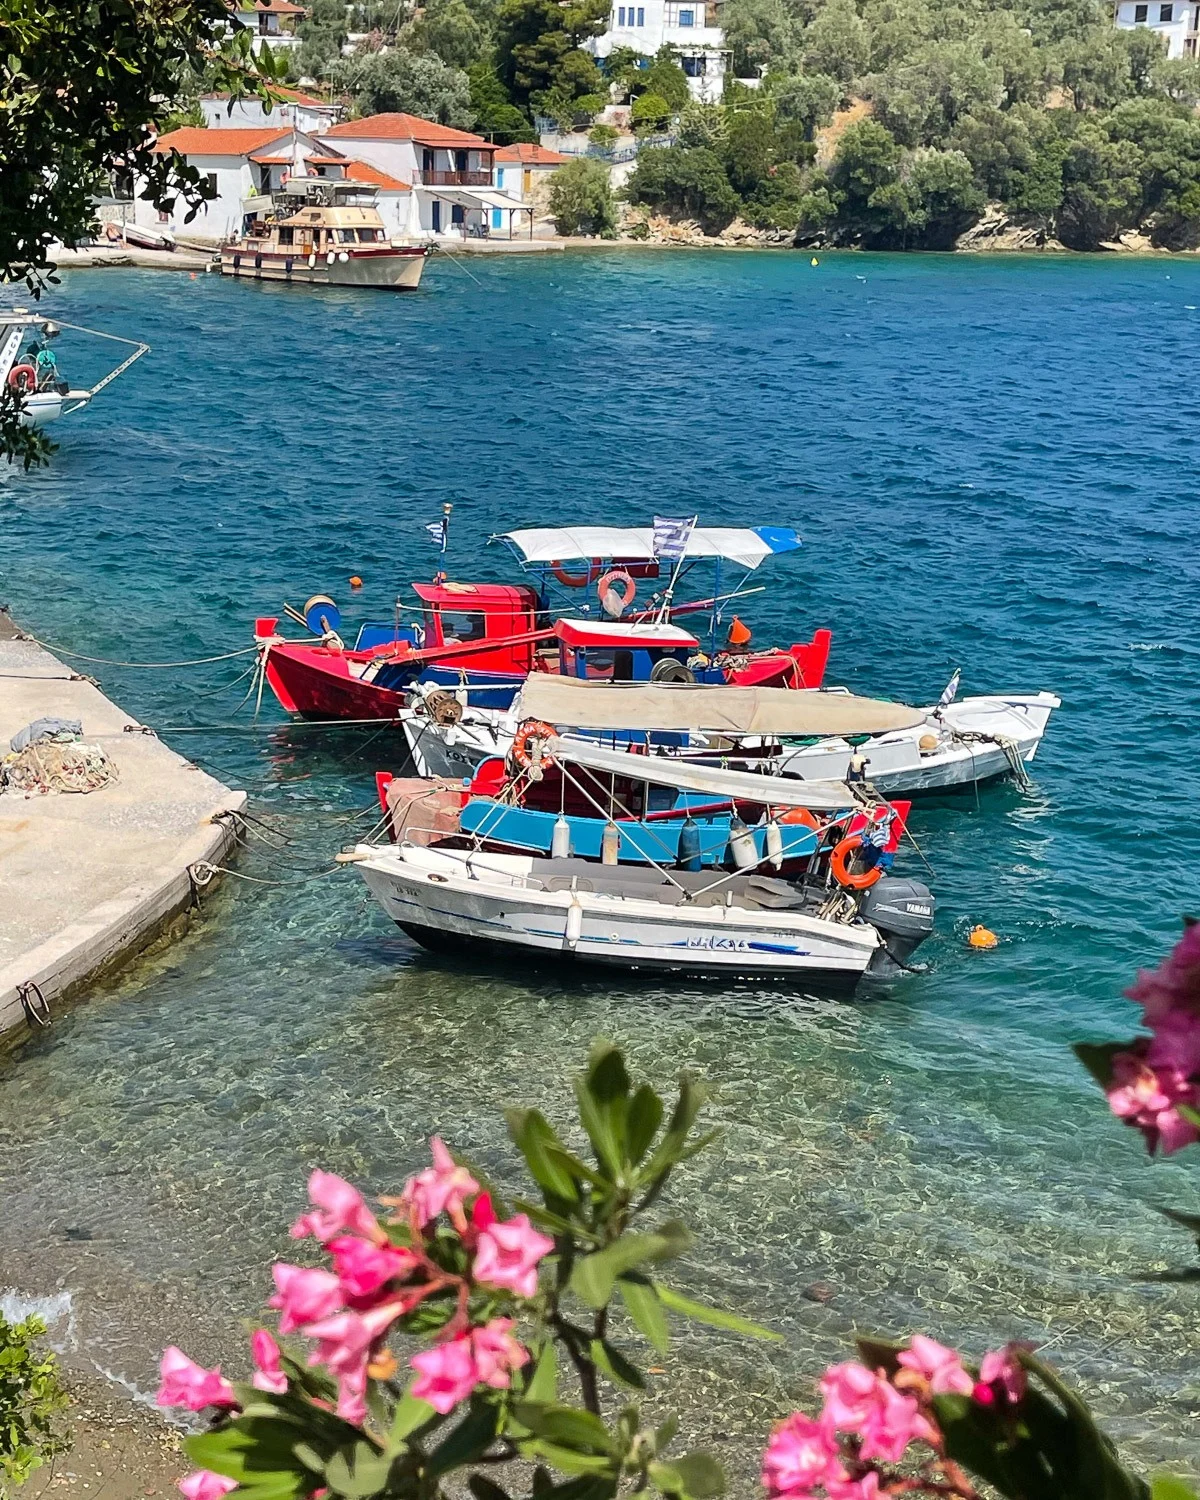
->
[861, 878, 936, 974]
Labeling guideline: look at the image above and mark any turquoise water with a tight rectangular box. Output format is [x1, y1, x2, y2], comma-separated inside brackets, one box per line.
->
[1, 254, 1198, 1478]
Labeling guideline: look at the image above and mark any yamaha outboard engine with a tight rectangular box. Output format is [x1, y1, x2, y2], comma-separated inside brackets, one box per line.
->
[861, 878, 935, 974]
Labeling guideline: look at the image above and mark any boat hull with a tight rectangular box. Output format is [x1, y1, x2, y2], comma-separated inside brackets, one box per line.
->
[221, 246, 426, 290]
[357, 846, 880, 983]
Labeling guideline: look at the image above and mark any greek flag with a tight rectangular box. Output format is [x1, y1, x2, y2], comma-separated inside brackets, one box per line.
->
[652, 515, 697, 561]
[936, 668, 962, 709]
[425, 519, 447, 552]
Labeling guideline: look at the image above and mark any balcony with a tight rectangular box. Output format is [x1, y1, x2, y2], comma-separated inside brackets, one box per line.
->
[416, 169, 493, 187]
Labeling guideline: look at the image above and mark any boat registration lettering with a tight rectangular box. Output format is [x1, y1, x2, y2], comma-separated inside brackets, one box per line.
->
[686, 935, 749, 952]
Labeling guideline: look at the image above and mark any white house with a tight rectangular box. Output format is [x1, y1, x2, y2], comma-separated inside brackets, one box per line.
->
[1114, 0, 1198, 56]
[226, 0, 305, 52]
[200, 86, 344, 134]
[319, 113, 528, 238]
[141, 126, 369, 242]
[586, 1, 730, 101]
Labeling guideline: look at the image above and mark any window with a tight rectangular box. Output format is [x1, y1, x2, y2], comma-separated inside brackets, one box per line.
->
[206, 172, 218, 196]
[278, 226, 294, 244]
[618, 5, 625, 19]
[451, 203, 465, 224]
[679, 7, 694, 22]
[435, 610, 487, 644]
[1160, 3, 1173, 17]
[637, 6, 644, 21]
[357, 227, 382, 241]
[496, 167, 505, 187]
[336, 228, 354, 242]
[681, 53, 704, 73]
[455, 149, 468, 171]
[1134, 3, 1148, 17]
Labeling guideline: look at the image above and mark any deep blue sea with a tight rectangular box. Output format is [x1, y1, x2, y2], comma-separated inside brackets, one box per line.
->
[1, 253, 1198, 1479]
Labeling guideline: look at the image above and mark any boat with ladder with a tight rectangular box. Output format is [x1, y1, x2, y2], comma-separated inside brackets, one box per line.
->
[0, 309, 149, 425]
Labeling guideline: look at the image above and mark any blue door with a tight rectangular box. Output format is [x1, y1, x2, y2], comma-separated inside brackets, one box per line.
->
[432, 199, 441, 233]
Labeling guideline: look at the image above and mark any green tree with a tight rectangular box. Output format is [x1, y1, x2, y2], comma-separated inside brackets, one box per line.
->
[643, 46, 692, 108]
[631, 90, 672, 132]
[801, 0, 869, 85]
[0, 0, 280, 466]
[405, 0, 490, 70]
[948, 105, 1037, 201]
[677, 97, 729, 149]
[720, 0, 797, 75]
[548, 155, 617, 232]
[721, 107, 776, 194]
[494, 0, 608, 108]
[1055, 119, 1143, 246]
[624, 144, 741, 230]
[334, 49, 475, 124]
[604, 45, 651, 97]
[1060, 31, 1135, 110]
[1154, 53, 1200, 108]
[901, 145, 985, 244]
[467, 63, 539, 141]
[0, 1314, 69, 1488]
[861, 0, 931, 73]
[771, 69, 841, 136]
[866, 40, 1004, 147]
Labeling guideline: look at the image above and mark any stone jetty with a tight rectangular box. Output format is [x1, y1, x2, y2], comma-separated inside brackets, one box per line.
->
[0, 611, 245, 1043]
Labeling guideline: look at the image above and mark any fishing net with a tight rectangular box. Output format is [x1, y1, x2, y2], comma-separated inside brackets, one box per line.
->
[0, 741, 118, 796]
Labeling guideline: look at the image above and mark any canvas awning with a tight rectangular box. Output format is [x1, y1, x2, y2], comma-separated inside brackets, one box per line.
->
[497, 526, 802, 570]
[550, 736, 859, 811]
[424, 187, 530, 213]
[518, 677, 927, 737]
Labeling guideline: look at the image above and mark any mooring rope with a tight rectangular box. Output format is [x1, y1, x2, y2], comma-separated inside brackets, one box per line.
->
[19, 635, 260, 670]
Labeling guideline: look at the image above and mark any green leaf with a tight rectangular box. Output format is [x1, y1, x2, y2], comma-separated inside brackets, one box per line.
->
[323, 1440, 395, 1498]
[640, 1075, 711, 1187]
[427, 1401, 501, 1479]
[590, 1337, 646, 1390]
[671, 1453, 726, 1498]
[1151, 1477, 1200, 1500]
[1178, 1103, 1200, 1129]
[526, 1341, 559, 1404]
[627, 1084, 664, 1164]
[570, 1224, 692, 1309]
[655, 1415, 679, 1451]
[514, 1404, 615, 1455]
[519, 1441, 619, 1477]
[470, 1477, 513, 1500]
[574, 1046, 630, 1178]
[507, 1108, 584, 1202]
[186, 1419, 312, 1495]
[618, 1278, 669, 1355]
[389, 1390, 438, 1448]
[1073, 1041, 1130, 1092]
[654, 1285, 779, 1341]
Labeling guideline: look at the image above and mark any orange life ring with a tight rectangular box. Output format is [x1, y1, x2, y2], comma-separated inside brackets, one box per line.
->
[552, 558, 603, 588]
[8, 364, 37, 394]
[830, 833, 882, 891]
[596, 568, 636, 613]
[512, 718, 557, 770]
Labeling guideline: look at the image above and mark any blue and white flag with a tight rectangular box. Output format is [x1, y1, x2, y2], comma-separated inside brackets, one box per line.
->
[652, 514, 697, 562]
[936, 668, 962, 709]
[425, 519, 448, 552]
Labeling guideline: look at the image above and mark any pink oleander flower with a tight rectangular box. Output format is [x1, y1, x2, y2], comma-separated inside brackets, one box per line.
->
[178, 1470, 238, 1500]
[269, 1263, 344, 1334]
[1126, 923, 1200, 1025]
[817, 1362, 881, 1433]
[291, 1170, 384, 1244]
[827, 1475, 881, 1500]
[410, 1335, 480, 1414]
[856, 1376, 936, 1464]
[472, 1213, 554, 1299]
[761, 1412, 846, 1498]
[251, 1329, 288, 1395]
[1106, 1048, 1200, 1155]
[304, 1301, 405, 1377]
[470, 1318, 530, 1389]
[156, 1347, 237, 1412]
[329, 1235, 420, 1301]
[975, 1344, 1028, 1408]
[896, 1335, 974, 1396]
[1146, 1010, 1200, 1077]
[336, 1362, 369, 1425]
[470, 1190, 497, 1236]
[402, 1137, 480, 1227]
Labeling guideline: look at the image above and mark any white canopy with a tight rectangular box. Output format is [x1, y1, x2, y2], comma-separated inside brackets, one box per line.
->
[497, 526, 802, 571]
[518, 676, 927, 737]
[550, 736, 859, 810]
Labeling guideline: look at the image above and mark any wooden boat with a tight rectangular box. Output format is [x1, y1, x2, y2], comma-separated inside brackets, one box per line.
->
[222, 176, 427, 290]
[351, 735, 935, 985]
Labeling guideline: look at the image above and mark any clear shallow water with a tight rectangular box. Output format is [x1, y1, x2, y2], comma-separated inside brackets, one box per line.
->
[1, 253, 1199, 1477]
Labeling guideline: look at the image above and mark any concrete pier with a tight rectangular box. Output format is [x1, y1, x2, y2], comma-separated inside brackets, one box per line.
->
[0, 614, 245, 1043]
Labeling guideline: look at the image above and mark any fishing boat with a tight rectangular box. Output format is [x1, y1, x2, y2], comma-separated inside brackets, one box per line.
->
[253, 523, 830, 721]
[0, 310, 149, 425]
[349, 721, 936, 986]
[222, 175, 427, 290]
[405, 673, 1060, 795]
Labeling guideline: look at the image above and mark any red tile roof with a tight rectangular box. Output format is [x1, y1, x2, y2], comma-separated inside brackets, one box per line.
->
[231, 0, 306, 13]
[204, 85, 335, 107]
[323, 113, 495, 150]
[154, 126, 291, 156]
[344, 159, 412, 192]
[495, 142, 567, 164]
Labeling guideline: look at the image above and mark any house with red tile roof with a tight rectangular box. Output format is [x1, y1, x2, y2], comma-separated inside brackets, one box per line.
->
[493, 143, 568, 211]
[318, 114, 530, 239]
[226, 0, 306, 51]
[201, 84, 344, 135]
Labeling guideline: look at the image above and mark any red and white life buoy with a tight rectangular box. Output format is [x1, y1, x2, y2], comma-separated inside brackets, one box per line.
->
[552, 558, 603, 588]
[511, 719, 557, 771]
[596, 568, 636, 615]
[8, 365, 37, 394]
[830, 834, 882, 891]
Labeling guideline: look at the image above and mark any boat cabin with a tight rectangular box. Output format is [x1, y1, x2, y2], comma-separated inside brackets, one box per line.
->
[555, 618, 698, 681]
[238, 178, 391, 250]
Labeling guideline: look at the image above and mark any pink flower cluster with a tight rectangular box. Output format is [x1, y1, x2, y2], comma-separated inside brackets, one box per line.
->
[160, 1142, 553, 1500]
[1108, 925, 1200, 1154]
[762, 1338, 1028, 1500]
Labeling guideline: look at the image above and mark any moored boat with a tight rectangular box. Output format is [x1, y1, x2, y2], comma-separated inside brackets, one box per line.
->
[0, 309, 149, 425]
[221, 176, 427, 290]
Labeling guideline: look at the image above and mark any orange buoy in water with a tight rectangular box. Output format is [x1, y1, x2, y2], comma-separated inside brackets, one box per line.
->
[968, 925, 998, 949]
[727, 615, 752, 647]
[349, 575, 363, 589]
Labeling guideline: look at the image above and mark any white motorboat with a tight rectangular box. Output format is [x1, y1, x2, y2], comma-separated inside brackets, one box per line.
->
[0, 309, 149, 425]
[349, 730, 938, 987]
[402, 677, 1059, 796]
